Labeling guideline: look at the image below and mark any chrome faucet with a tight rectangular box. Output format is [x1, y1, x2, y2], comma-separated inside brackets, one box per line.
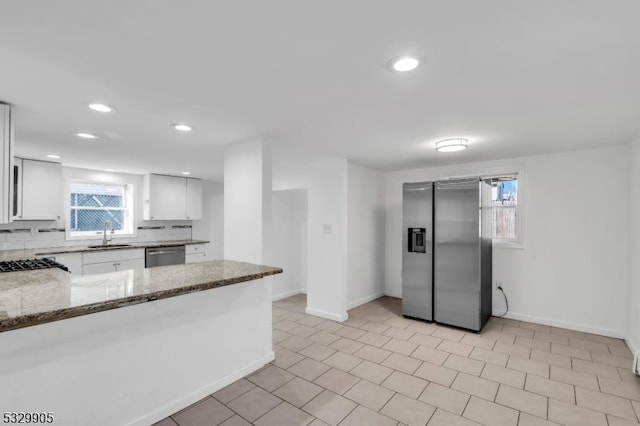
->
[102, 220, 114, 246]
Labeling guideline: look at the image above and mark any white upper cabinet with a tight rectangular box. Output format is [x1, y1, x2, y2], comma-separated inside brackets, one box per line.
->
[14, 158, 62, 221]
[186, 178, 202, 220]
[144, 174, 186, 220]
[143, 174, 203, 220]
[1, 104, 13, 224]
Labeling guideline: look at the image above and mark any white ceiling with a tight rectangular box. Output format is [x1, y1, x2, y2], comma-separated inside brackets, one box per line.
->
[1, 1, 639, 181]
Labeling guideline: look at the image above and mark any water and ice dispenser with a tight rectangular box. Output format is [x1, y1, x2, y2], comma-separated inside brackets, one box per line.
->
[408, 227, 426, 253]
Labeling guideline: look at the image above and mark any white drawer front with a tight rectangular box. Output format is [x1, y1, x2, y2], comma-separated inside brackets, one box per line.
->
[186, 252, 207, 263]
[185, 244, 206, 255]
[83, 248, 145, 264]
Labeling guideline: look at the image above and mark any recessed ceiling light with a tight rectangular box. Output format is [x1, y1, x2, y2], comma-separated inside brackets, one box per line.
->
[104, 168, 115, 172]
[76, 132, 99, 139]
[46, 154, 61, 159]
[436, 138, 468, 152]
[181, 171, 191, 176]
[88, 103, 116, 113]
[389, 56, 421, 72]
[171, 123, 192, 132]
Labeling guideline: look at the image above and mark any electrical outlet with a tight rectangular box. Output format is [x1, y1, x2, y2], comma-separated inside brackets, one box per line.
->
[322, 224, 332, 234]
[495, 281, 503, 290]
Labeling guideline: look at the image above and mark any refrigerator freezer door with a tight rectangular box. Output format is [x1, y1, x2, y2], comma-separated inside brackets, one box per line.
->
[434, 178, 481, 330]
[402, 182, 433, 321]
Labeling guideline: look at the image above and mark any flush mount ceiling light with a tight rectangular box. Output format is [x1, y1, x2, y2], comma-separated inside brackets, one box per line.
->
[171, 123, 192, 132]
[436, 138, 468, 152]
[46, 154, 61, 159]
[88, 103, 116, 113]
[389, 55, 421, 72]
[76, 132, 99, 139]
[181, 171, 191, 176]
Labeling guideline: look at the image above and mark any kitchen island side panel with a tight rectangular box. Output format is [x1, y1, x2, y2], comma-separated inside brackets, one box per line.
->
[0, 278, 273, 426]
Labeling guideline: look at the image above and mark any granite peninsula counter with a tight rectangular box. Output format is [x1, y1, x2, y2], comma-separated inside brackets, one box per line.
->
[0, 259, 282, 332]
[0, 259, 282, 426]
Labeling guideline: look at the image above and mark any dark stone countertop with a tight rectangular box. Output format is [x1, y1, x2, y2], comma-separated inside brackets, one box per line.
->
[0, 260, 282, 333]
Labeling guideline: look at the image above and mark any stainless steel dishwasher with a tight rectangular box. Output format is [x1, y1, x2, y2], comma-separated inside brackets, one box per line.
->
[145, 245, 186, 268]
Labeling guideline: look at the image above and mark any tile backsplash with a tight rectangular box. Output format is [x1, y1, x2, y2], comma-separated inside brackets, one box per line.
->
[0, 220, 193, 251]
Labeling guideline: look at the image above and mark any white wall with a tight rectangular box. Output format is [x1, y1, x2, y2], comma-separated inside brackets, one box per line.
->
[224, 138, 272, 264]
[347, 164, 386, 308]
[385, 145, 629, 337]
[268, 189, 308, 300]
[627, 138, 640, 356]
[192, 180, 224, 259]
[273, 149, 348, 321]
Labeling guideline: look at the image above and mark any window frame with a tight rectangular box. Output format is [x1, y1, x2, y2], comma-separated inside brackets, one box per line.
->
[65, 179, 136, 241]
[487, 174, 521, 248]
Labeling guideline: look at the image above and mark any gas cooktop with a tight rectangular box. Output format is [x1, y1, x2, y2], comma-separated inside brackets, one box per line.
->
[0, 258, 69, 273]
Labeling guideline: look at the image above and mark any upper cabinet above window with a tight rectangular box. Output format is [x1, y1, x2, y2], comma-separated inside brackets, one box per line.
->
[143, 174, 203, 221]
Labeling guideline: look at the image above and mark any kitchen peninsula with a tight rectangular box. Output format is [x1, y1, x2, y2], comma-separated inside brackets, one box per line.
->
[0, 260, 282, 426]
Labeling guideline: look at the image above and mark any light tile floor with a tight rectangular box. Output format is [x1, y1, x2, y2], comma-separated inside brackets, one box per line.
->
[157, 295, 640, 426]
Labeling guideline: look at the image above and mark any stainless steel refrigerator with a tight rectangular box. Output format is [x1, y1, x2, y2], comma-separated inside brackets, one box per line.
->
[402, 178, 492, 332]
[402, 182, 434, 321]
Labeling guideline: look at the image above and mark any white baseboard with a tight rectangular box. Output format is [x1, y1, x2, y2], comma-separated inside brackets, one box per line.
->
[625, 337, 640, 375]
[494, 310, 625, 339]
[272, 289, 302, 302]
[306, 307, 348, 322]
[130, 351, 275, 426]
[385, 290, 402, 299]
[348, 292, 385, 310]
[627, 337, 639, 356]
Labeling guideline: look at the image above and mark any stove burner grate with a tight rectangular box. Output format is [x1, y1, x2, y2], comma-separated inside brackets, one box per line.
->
[0, 258, 69, 273]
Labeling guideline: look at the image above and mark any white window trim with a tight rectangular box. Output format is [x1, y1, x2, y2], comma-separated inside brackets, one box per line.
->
[437, 164, 526, 250]
[65, 179, 137, 241]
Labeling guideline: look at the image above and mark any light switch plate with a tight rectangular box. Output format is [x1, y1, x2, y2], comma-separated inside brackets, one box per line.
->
[323, 224, 332, 234]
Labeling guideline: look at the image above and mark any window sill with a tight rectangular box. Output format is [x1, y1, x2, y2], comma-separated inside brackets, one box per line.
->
[66, 233, 137, 242]
[492, 240, 524, 250]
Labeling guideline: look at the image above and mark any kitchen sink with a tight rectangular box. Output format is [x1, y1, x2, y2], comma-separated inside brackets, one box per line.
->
[87, 244, 133, 249]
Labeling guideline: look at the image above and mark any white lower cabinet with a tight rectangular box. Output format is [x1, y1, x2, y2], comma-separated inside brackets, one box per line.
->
[83, 261, 119, 275]
[186, 244, 207, 263]
[37, 253, 83, 275]
[40, 245, 205, 276]
[82, 249, 145, 275]
[116, 258, 145, 271]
